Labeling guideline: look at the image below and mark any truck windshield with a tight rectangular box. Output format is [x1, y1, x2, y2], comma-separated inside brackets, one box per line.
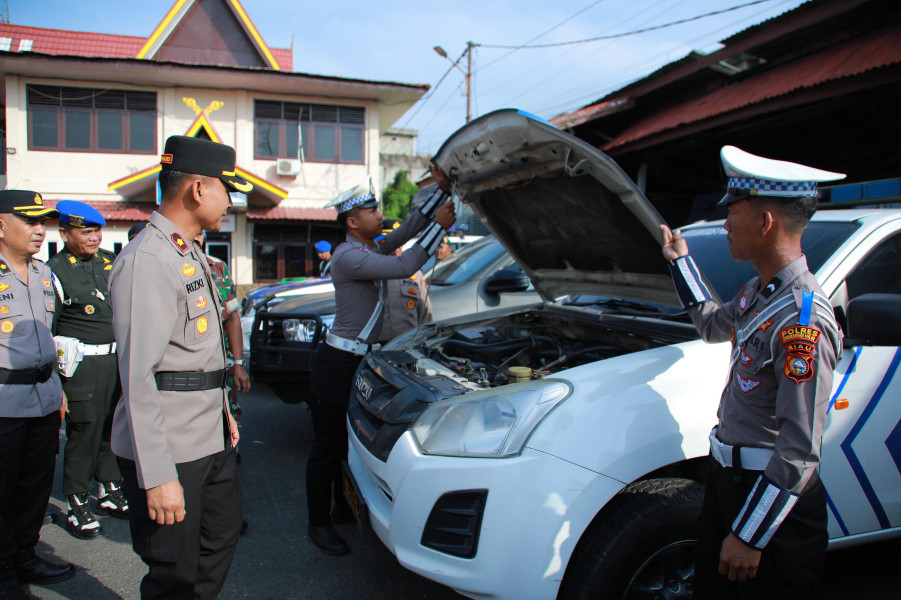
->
[681, 221, 859, 300]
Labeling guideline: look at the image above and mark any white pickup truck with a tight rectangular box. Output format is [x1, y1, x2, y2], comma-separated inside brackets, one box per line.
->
[343, 109, 901, 600]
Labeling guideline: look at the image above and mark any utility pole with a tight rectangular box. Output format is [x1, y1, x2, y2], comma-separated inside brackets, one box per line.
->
[0, 0, 9, 24]
[433, 42, 477, 123]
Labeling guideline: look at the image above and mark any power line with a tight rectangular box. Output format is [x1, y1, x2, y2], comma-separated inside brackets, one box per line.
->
[479, 0, 776, 50]
[397, 48, 466, 129]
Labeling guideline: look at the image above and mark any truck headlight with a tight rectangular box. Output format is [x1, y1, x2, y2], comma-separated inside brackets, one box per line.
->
[282, 314, 334, 342]
[411, 380, 571, 457]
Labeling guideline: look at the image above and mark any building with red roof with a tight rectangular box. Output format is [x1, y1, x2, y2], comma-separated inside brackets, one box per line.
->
[1, 0, 428, 285]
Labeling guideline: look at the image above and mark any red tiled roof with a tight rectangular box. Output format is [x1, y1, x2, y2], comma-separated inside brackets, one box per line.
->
[0, 24, 143, 58]
[0, 22, 292, 69]
[602, 24, 901, 152]
[44, 199, 155, 222]
[246, 206, 336, 222]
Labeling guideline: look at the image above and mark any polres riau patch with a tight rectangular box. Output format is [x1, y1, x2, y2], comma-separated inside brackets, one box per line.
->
[780, 326, 820, 384]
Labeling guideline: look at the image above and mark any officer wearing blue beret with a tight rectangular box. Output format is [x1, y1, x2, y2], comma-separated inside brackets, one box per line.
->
[662, 147, 844, 598]
[47, 200, 127, 540]
[315, 240, 331, 276]
[0, 191, 75, 599]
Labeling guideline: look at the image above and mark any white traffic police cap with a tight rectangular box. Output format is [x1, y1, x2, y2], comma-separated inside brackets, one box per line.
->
[324, 176, 379, 214]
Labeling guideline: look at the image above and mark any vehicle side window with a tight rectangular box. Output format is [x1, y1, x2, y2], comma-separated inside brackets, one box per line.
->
[845, 231, 901, 299]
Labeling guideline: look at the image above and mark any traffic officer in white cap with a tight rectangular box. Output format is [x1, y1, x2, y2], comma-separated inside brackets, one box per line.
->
[660, 146, 844, 598]
[305, 173, 455, 555]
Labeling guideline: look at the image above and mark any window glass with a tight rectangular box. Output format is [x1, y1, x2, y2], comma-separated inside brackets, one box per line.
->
[284, 245, 307, 279]
[32, 108, 58, 147]
[97, 112, 123, 150]
[428, 238, 506, 286]
[256, 121, 279, 157]
[846, 232, 901, 298]
[340, 126, 363, 162]
[285, 123, 300, 159]
[313, 125, 336, 161]
[683, 222, 859, 300]
[130, 113, 155, 151]
[255, 244, 278, 280]
[65, 111, 90, 149]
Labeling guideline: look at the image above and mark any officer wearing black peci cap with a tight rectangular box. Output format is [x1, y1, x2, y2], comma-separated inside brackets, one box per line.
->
[0, 191, 76, 600]
[305, 171, 454, 556]
[126, 221, 150, 243]
[661, 146, 844, 598]
[110, 136, 250, 600]
[47, 200, 128, 540]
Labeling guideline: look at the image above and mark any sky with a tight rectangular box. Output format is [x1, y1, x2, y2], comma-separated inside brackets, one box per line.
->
[11, 0, 809, 154]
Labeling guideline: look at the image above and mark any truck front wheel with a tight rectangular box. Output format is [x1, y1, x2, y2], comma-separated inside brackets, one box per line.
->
[560, 477, 704, 600]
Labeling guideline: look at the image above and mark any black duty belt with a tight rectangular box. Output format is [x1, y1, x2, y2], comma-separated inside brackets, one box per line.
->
[154, 368, 229, 392]
[0, 363, 55, 385]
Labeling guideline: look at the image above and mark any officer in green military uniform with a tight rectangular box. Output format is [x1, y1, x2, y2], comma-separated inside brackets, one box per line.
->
[48, 201, 127, 540]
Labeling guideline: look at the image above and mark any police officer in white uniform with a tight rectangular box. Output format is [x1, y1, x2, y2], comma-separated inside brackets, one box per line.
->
[0, 191, 75, 600]
[110, 136, 251, 600]
[661, 146, 844, 598]
[305, 176, 455, 555]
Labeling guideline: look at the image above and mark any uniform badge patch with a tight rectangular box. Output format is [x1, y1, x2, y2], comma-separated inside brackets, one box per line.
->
[739, 294, 748, 310]
[740, 351, 752, 367]
[406, 299, 415, 310]
[759, 319, 773, 332]
[736, 372, 761, 393]
[196, 316, 208, 334]
[0, 283, 8, 291]
[0, 305, 8, 314]
[196, 296, 207, 309]
[1, 320, 13, 334]
[68, 255, 78, 266]
[0, 263, 8, 273]
[41, 279, 51, 288]
[171, 233, 189, 254]
[103, 257, 110, 264]
[49, 299, 55, 309]
[85, 305, 95, 315]
[780, 326, 819, 383]
[182, 263, 197, 277]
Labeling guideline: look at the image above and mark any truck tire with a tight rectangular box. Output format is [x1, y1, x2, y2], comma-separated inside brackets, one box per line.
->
[560, 477, 704, 600]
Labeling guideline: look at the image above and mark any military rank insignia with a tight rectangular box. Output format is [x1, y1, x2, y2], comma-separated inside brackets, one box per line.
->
[0, 262, 9, 273]
[196, 316, 208, 334]
[105, 265, 112, 271]
[1, 320, 13, 334]
[171, 233, 189, 254]
[182, 263, 197, 277]
[85, 305, 95, 315]
[103, 257, 110, 263]
[779, 325, 821, 383]
[68, 255, 78, 266]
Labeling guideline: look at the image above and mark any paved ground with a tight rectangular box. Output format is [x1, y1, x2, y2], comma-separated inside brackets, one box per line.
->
[22, 383, 900, 599]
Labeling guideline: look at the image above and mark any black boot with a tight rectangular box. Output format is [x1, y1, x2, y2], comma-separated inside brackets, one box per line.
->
[308, 524, 350, 556]
[13, 549, 75, 585]
[0, 560, 33, 600]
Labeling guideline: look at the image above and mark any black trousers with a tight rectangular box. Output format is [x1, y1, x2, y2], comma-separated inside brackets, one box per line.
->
[694, 458, 827, 600]
[62, 353, 121, 495]
[118, 441, 241, 600]
[305, 343, 361, 527]
[0, 412, 60, 559]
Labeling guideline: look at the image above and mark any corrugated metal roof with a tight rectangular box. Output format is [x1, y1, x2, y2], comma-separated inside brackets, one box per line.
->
[246, 206, 336, 222]
[602, 24, 901, 152]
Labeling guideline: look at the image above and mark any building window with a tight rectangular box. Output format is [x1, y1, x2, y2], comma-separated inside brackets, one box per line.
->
[26, 84, 157, 154]
[252, 223, 342, 282]
[254, 100, 364, 164]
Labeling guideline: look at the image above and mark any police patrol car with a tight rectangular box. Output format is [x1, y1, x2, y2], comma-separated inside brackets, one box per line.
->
[341, 111, 901, 599]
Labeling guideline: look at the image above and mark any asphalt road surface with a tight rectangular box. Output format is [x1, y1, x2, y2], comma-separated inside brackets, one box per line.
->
[23, 383, 899, 600]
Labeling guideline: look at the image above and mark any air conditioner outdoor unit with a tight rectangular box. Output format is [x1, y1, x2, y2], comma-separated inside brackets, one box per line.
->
[277, 159, 301, 176]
